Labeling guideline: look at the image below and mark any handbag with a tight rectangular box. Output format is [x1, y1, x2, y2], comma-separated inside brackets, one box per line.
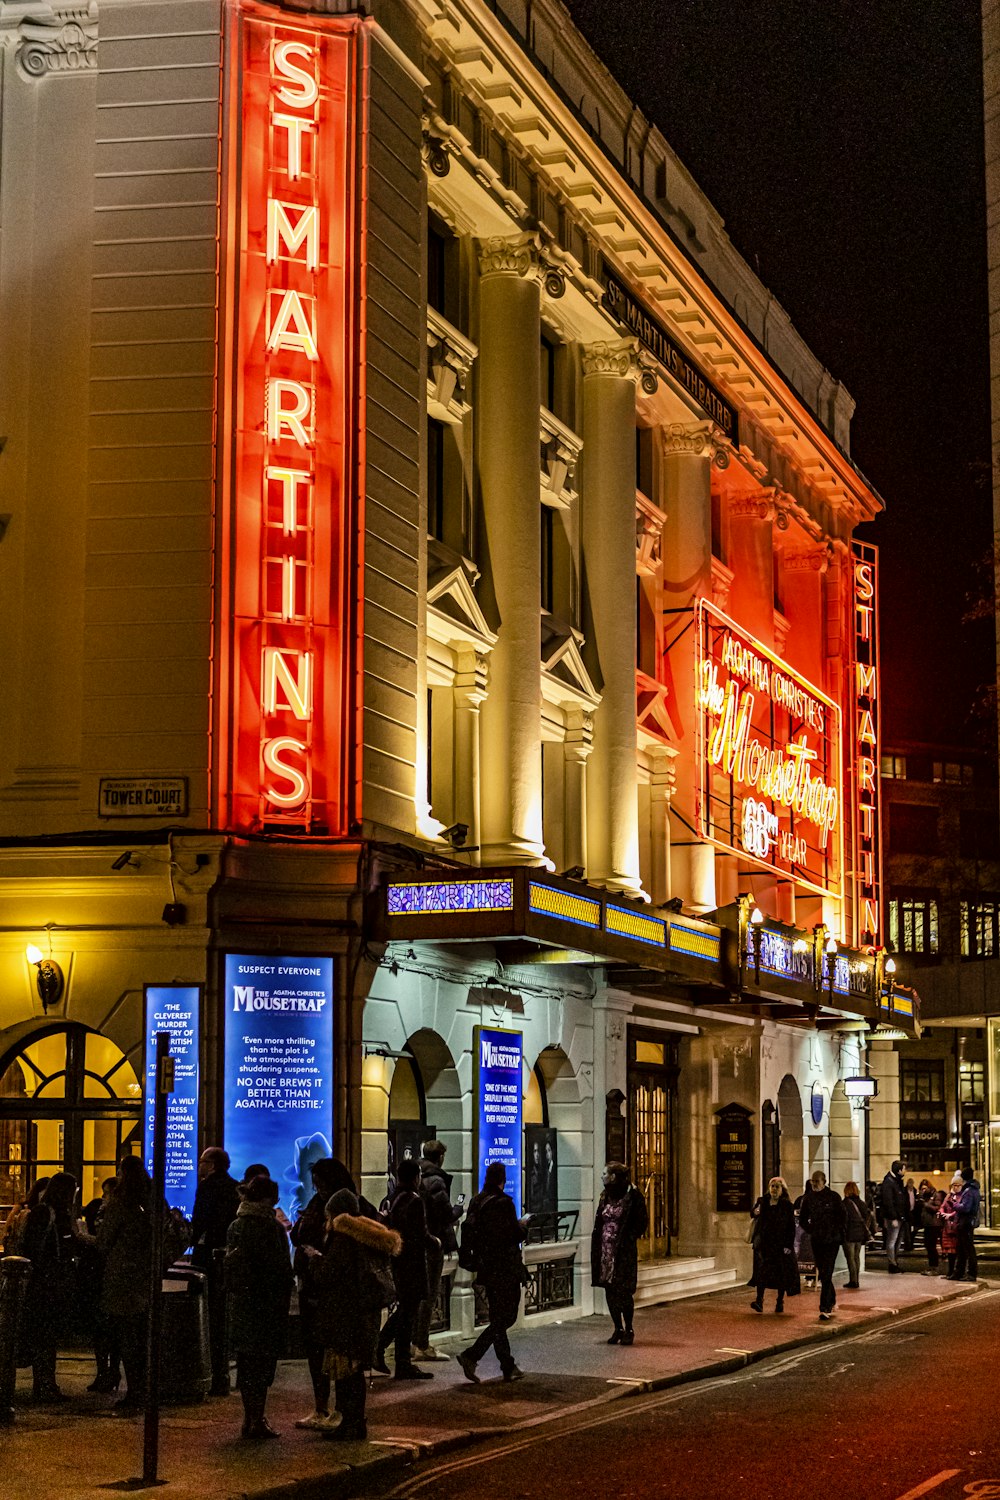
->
[359, 1249, 396, 1311]
[744, 1217, 758, 1245]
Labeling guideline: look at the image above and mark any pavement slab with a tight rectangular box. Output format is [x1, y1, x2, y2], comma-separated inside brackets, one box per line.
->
[0, 1270, 983, 1500]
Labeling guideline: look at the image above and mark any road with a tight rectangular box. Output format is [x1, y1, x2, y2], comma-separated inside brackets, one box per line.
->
[368, 1290, 1000, 1500]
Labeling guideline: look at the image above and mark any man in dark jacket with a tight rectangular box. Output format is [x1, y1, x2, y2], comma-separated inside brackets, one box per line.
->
[375, 1157, 435, 1380]
[954, 1165, 981, 1282]
[798, 1169, 846, 1321]
[880, 1160, 908, 1273]
[413, 1140, 463, 1362]
[457, 1161, 528, 1384]
[191, 1146, 242, 1395]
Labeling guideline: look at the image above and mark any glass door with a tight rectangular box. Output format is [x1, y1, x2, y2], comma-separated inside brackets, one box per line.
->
[627, 1030, 679, 1261]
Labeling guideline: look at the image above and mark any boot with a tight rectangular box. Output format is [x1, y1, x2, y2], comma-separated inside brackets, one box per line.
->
[324, 1371, 367, 1441]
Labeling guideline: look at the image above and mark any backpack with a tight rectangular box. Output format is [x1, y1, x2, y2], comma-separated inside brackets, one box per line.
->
[457, 1199, 480, 1272]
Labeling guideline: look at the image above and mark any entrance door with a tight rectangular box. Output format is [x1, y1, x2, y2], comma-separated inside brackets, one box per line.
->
[627, 1030, 678, 1260]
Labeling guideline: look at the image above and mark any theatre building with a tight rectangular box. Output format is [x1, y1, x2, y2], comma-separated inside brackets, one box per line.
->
[0, 0, 915, 1330]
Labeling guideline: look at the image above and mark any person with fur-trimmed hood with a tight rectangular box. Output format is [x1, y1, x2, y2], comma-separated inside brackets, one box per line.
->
[312, 1189, 402, 1443]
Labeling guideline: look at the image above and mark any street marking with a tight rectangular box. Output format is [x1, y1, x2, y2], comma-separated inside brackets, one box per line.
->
[894, 1472, 961, 1499]
[715, 1347, 753, 1355]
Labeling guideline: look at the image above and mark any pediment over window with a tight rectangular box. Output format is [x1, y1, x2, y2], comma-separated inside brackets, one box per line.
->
[541, 615, 601, 710]
[427, 546, 497, 652]
[636, 669, 672, 743]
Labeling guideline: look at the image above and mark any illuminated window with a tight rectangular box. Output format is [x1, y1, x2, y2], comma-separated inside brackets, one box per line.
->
[900, 1058, 943, 1103]
[933, 760, 973, 785]
[961, 899, 1000, 959]
[888, 893, 938, 954]
[880, 754, 907, 780]
[960, 1060, 985, 1106]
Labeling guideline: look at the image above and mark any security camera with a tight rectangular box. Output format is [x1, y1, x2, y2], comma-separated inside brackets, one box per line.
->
[111, 851, 136, 871]
[443, 822, 469, 849]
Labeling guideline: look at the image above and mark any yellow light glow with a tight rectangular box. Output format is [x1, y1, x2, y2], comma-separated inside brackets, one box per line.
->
[25, 944, 43, 965]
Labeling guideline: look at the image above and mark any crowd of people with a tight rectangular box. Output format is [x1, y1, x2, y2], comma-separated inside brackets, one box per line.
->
[746, 1159, 983, 1322]
[0, 1146, 982, 1441]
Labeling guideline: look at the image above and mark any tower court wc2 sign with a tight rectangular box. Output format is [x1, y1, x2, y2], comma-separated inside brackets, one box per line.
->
[697, 601, 843, 900]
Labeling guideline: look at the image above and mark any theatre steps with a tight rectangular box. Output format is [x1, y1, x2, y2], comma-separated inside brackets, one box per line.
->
[635, 1256, 738, 1307]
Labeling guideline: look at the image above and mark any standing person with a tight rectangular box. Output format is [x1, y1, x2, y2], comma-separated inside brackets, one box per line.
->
[749, 1176, 795, 1314]
[798, 1169, 846, 1322]
[842, 1181, 875, 1290]
[22, 1172, 79, 1402]
[312, 1188, 402, 1442]
[938, 1173, 964, 1278]
[413, 1140, 462, 1362]
[224, 1175, 293, 1440]
[954, 1165, 981, 1282]
[3, 1176, 51, 1257]
[97, 1156, 152, 1415]
[590, 1162, 648, 1343]
[78, 1176, 121, 1392]
[290, 1157, 357, 1429]
[917, 1180, 943, 1275]
[191, 1145, 241, 1394]
[375, 1157, 436, 1381]
[879, 1159, 908, 1273]
[456, 1162, 529, 1384]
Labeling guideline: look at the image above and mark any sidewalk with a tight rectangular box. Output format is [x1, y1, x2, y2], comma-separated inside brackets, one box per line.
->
[2, 1270, 983, 1500]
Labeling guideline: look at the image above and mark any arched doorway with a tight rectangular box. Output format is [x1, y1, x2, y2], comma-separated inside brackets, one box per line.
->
[776, 1075, 804, 1198]
[0, 1024, 142, 1219]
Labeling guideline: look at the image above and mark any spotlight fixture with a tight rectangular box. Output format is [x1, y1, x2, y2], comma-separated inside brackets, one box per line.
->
[25, 944, 65, 1011]
[442, 822, 469, 849]
[559, 865, 586, 881]
[111, 850, 138, 871]
[660, 896, 685, 914]
[161, 902, 187, 927]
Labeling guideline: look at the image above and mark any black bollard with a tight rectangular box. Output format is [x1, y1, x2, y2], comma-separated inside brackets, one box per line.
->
[0, 1256, 31, 1424]
[208, 1246, 230, 1396]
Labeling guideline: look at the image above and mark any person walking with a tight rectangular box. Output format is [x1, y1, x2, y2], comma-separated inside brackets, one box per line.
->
[97, 1156, 152, 1415]
[938, 1173, 964, 1278]
[21, 1172, 79, 1402]
[879, 1159, 908, 1273]
[457, 1162, 529, 1383]
[749, 1176, 796, 1314]
[591, 1162, 648, 1343]
[224, 1174, 293, 1440]
[312, 1188, 402, 1442]
[954, 1165, 981, 1283]
[842, 1181, 875, 1289]
[290, 1156, 357, 1429]
[375, 1156, 436, 1381]
[412, 1140, 462, 1362]
[798, 1169, 846, 1321]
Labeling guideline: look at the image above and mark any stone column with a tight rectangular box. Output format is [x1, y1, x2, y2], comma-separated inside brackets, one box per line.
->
[661, 422, 728, 912]
[581, 340, 644, 897]
[647, 744, 677, 907]
[453, 649, 488, 859]
[562, 709, 593, 873]
[476, 236, 544, 864]
[727, 492, 776, 647]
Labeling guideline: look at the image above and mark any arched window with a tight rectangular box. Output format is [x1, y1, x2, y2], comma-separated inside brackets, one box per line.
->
[0, 1024, 142, 1221]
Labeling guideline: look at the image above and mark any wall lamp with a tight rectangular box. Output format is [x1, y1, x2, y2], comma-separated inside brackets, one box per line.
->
[25, 944, 64, 1011]
[362, 1044, 412, 1060]
[749, 905, 765, 983]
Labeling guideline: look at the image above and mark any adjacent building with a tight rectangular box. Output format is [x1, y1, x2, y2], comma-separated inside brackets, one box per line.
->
[0, 0, 913, 1332]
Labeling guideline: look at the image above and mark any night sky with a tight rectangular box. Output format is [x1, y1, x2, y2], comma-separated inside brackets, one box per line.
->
[570, 0, 994, 749]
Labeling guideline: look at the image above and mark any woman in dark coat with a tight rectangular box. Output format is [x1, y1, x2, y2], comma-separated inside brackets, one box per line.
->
[750, 1176, 795, 1314]
[225, 1174, 294, 1439]
[97, 1155, 153, 1414]
[590, 1162, 648, 1345]
[843, 1179, 875, 1289]
[22, 1172, 78, 1401]
[312, 1188, 402, 1442]
[290, 1157, 356, 1429]
[375, 1156, 436, 1379]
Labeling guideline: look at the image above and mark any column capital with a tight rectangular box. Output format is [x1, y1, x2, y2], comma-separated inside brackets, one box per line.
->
[7, 3, 98, 78]
[582, 337, 638, 380]
[782, 542, 833, 575]
[476, 233, 567, 298]
[660, 420, 731, 469]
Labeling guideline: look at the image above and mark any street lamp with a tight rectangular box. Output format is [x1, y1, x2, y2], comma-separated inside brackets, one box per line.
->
[749, 906, 765, 983]
[825, 934, 838, 1002]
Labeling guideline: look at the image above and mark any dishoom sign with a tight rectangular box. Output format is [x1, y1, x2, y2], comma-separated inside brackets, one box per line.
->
[697, 602, 843, 899]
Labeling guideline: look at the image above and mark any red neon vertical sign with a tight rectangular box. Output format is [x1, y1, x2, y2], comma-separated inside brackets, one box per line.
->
[851, 540, 882, 944]
[217, 4, 364, 833]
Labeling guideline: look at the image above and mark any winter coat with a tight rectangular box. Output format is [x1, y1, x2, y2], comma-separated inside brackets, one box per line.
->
[957, 1178, 981, 1226]
[190, 1171, 241, 1270]
[751, 1194, 796, 1290]
[590, 1185, 649, 1296]
[387, 1186, 431, 1303]
[97, 1192, 151, 1318]
[290, 1191, 328, 1332]
[938, 1189, 962, 1254]
[419, 1158, 461, 1252]
[880, 1169, 908, 1223]
[313, 1212, 402, 1366]
[463, 1188, 527, 1289]
[844, 1194, 875, 1245]
[224, 1202, 293, 1359]
[799, 1186, 846, 1247]
[22, 1204, 77, 1350]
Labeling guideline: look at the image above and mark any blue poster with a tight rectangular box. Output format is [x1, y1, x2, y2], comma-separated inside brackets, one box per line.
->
[144, 985, 200, 1219]
[476, 1026, 523, 1215]
[223, 954, 334, 1219]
